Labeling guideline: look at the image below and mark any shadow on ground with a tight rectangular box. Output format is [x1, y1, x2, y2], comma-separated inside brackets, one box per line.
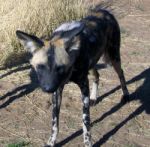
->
[0, 51, 31, 70]
[0, 65, 150, 146]
[0, 65, 31, 79]
[0, 63, 107, 109]
[0, 68, 39, 109]
[56, 67, 150, 146]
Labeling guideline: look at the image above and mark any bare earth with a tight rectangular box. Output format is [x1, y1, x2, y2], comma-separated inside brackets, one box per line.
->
[0, 0, 150, 147]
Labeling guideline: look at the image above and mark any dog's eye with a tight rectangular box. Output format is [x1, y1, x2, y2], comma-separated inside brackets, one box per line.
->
[57, 66, 65, 74]
[37, 64, 46, 70]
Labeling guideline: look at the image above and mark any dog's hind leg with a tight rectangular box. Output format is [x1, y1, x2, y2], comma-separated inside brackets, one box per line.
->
[89, 68, 99, 102]
[111, 60, 129, 102]
[46, 86, 63, 147]
[105, 27, 129, 102]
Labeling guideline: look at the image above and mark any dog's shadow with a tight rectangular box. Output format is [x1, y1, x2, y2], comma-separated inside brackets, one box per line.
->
[0, 65, 31, 79]
[55, 67, 150, 146]
[0, 63, 106, 109]
[0, 64, 150, 146]
[0, 68, 39, 109]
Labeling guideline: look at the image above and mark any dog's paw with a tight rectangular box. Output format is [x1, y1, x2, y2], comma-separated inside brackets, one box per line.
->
[121, 94, 130, 104]
[44, 145, 51, 147]
[90, 99, 97, 106]
[44, 143, 54, 147]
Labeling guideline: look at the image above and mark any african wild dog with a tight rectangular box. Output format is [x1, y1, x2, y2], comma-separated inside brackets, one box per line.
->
[16, 7, 129, 147]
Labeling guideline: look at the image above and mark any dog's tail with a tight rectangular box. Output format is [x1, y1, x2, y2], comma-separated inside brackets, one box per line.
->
[89, 1, 113, 14]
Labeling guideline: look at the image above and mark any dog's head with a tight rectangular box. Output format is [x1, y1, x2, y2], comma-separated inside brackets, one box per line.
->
[16, 21, 84, 93]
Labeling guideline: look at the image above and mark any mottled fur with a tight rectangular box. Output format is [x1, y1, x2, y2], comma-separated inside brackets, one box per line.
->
[16, 8, 129, 147]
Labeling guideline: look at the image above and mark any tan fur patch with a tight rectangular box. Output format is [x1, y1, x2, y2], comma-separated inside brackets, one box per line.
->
[44, 40, 50, 48]
[91, 12, 104, 18]
[52, 38, 70, 66]
[53, 39, 64, 48]
[86, 21, 97, 28]
[31, 49, 48, 67]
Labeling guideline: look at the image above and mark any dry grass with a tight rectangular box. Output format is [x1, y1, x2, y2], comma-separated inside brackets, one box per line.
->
[0, 0, 89, 68]
[1, 0, 150, 146]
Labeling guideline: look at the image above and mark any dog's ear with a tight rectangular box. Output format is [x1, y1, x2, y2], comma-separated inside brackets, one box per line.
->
[66, 36, 81, 65]
[62, 22, 84, 64]
[61, 22, 84, 51]
[65, 23, 84, 40]
[54, 21, 84, 42]
[16, 30, 44, 54]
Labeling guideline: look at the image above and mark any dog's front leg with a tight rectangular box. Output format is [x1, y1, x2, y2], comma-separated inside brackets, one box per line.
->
[46, 87, 63, 147]
[78, 77, 92, 147]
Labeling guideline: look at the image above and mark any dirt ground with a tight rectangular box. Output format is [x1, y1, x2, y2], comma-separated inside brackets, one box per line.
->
[0, 0, 150, 147]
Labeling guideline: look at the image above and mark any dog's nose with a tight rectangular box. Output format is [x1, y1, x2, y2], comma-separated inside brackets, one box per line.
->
[42, 85, 56, 93]
[43, 85, 51, 92]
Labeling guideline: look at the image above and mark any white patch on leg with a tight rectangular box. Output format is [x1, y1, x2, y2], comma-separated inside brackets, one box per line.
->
[90, 82, 98, 100]
[82, 123, 92, 147]
[82, 113, 92, 147]
[47, 117, 58, 146]
[83, 113, 87, 120]
[83, 97, 90, 106]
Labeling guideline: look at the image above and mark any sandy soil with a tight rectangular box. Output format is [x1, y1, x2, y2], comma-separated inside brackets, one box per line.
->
[0, 0, 150, 147]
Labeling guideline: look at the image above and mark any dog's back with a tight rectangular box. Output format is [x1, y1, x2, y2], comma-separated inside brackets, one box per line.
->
[86, 8, 120, 64]
[71, 9, 121, 79]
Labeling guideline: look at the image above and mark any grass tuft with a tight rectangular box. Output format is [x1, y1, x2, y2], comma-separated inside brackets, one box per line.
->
[0, 0, 89, 68]
[7, 141, 30, 147]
